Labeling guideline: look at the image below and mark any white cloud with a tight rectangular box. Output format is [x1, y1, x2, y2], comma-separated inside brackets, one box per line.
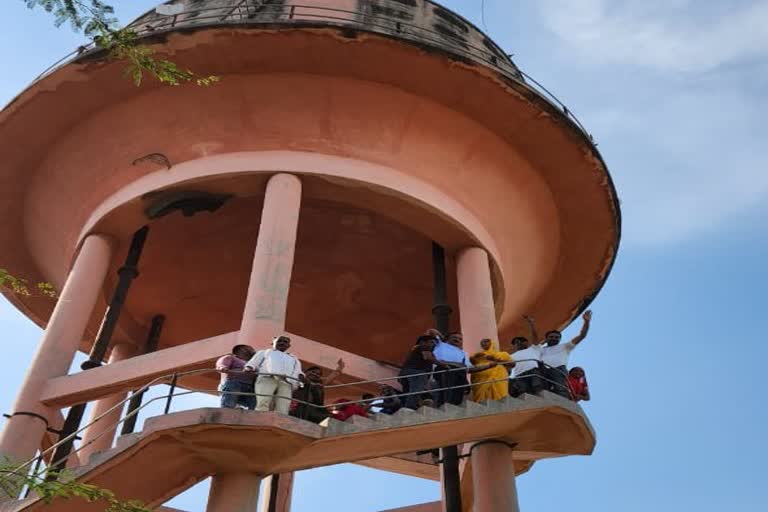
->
[522, 0, 768, 246]
[538, 0, 768, 72]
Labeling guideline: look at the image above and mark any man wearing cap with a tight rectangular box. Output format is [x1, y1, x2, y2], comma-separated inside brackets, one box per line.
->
[215, 344, 256, 409]
[245, 335, 302, 414]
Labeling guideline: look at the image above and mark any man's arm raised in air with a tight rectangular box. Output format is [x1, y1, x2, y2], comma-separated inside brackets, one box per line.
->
[523, 315, 542, 345]
[570, 310, 593, 346]
[322, 359, 345, 386]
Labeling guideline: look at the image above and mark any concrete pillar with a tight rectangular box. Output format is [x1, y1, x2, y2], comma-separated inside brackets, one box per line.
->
[470, 442, 519, 512]
[207, 473, 262, 512]
[456, 247, 499, 355]
[259, 472, 294, 512]
[240, 173, 302, 342]
[0, 234, 113, 464]
[78, 342, 138, 462]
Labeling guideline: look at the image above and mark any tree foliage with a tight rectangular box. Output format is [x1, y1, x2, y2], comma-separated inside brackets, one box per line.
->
[0, 269, 57, 298]
[1, 458, 150, 511]
[24, 0, 219, 86]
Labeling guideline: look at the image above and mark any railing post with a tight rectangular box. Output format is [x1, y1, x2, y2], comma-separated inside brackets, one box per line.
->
[164, 374, 178, 415]
[120, 315, 165, 435]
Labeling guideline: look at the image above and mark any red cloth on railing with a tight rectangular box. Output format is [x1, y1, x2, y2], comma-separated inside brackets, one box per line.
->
[330, 399, 368, 421]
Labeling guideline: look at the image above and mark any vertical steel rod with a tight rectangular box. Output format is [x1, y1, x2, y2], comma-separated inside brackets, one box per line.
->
[82, 225, 149, 370]
[164, 374, 178, 415]
[120, 315, 165, 435]
[431, 242, 462, 512]
[48, 226, 149, 477]
[431, 242, 452, 335]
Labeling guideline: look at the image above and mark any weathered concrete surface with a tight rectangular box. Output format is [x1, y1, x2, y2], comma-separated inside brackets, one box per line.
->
[9, 392, 592, 512]
[0, 12, 619, 362]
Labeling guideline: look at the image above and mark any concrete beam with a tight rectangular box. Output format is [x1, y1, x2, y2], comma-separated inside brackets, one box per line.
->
[378, 502, 441, 512]
[40, 330, 398, 407]
[355, 453, 440, 481]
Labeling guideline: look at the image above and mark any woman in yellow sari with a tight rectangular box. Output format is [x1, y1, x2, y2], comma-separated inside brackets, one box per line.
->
[470, 338, 512, 401]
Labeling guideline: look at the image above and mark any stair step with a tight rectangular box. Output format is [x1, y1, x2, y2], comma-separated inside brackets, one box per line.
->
[415, 405, 442, 421]
[349, 415, 376, 428]
[496, 396, 525, 412]
[437, 403, 463, 417]
[322, 417, 355, 435]
[115, 432, 141, 449]
[461, 400, 487, 415]
[519, 393, 548, 406]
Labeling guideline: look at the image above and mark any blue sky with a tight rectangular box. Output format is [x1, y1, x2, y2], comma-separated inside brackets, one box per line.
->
[2, 1, 767, 510]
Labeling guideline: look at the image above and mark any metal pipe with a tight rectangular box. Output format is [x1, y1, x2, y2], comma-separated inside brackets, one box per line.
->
[267, 473, 280, 512]
[47, 227, 149, 476]
[164, 374, 178, 415]
[82, 225, 149, 370]
[120, 315, 165, 435]
[46, 402, 87, 477]
[431, 242, 462, 512]
[431, 242, 452, 335]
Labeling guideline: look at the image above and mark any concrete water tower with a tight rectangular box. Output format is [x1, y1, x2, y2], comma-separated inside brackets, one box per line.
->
[0, 1, 619, 510]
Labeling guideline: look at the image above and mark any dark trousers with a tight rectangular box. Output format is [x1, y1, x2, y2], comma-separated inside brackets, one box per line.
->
[433, 367, 468, 407]
[291, 404, 329, 423]
[399, 368, 430, 409]
[545, 365, 570, 398]
[510, 368, 545, 397]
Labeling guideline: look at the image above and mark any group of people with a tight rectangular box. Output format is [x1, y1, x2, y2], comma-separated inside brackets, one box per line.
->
[397, 311, 592, 410]
[214, 311, 593, 422]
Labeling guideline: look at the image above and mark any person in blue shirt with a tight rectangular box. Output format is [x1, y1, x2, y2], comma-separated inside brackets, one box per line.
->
[429, 330, 497, 406]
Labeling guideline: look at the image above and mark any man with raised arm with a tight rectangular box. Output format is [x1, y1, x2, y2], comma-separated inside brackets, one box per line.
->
[509, 316, 546, 396]
[541, 310, 593, 398]
[291, 358, 345, 423]
[245, 335, 302, 415]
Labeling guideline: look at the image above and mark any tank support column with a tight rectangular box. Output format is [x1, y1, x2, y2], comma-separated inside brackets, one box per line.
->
[78, 342, 138, 462]
[470, 441, 520, 512]
[207, 472, 262, 512]
[456, 247, 499, 354]
[239, 173, 302, 342]
[260, 471, 294, 512]
[239, 173, 301, 509]
[0, 234, 113, 466]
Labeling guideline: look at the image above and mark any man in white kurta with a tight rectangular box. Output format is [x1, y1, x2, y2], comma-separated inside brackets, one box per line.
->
[246, 335, 302, 415]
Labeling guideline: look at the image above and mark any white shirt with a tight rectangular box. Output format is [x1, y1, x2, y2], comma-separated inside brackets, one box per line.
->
[512, 345, 543, 376]
[542, 342, 576, 368]
[246, 349, 302, 388]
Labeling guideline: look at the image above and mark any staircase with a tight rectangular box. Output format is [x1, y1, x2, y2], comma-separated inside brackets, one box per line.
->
[5, 391, 593, 511]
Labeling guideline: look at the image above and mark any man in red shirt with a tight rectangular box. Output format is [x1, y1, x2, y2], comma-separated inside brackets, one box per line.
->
[567, 367, 590, 402]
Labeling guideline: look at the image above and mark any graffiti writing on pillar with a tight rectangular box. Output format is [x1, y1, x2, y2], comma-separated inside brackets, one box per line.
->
[249, 236, 294, 324]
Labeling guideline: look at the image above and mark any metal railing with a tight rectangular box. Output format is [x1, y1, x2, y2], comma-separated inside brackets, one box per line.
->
[24, 2, 594, 144]
[3, 357, 577, 499]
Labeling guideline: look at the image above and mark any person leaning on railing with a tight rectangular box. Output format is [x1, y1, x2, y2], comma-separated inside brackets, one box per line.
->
[540, 311, 593, 399]
[398, 335, 439, 409]
[567, 367, 590, 401]
[376, 384, 403, 414]
[469, 339, 514, 401]
[508, 316, 547, 397]
[215, 344, 257, 410]
[245, 335, 302, 415]
[291, 358, 345, 423]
